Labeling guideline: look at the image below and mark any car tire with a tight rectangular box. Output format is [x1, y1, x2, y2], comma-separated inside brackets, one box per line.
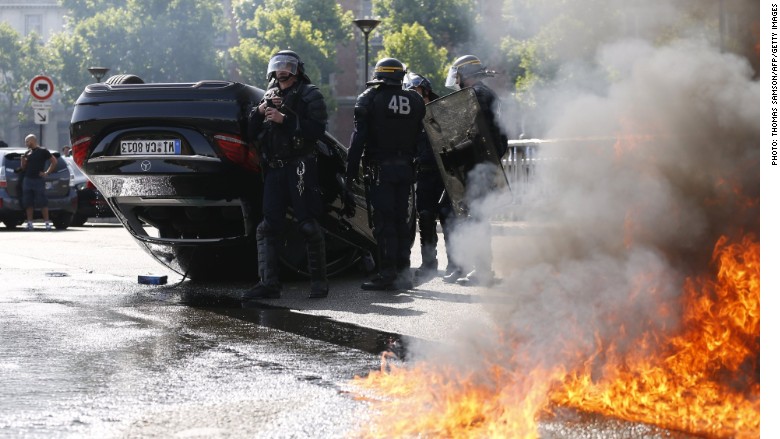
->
[71, 213, 88, 227]
[104, 74, 145, 85]
[2, 220, 19, 230]
[53, 213, 73, 230]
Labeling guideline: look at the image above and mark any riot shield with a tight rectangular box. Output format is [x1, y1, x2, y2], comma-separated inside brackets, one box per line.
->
[423, 87, 509, 217]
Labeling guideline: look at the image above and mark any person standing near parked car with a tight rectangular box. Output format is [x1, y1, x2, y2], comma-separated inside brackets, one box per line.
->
[20, 134, 57, 231]
[242, 50, 330, 300]
[346, 58, 426, 291]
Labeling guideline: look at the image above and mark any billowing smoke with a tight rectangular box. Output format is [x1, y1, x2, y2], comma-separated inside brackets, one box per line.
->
[421, 1, 759, 377]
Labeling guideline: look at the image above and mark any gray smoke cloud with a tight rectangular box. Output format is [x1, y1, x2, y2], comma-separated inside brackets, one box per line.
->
[415, 1, 759, 382]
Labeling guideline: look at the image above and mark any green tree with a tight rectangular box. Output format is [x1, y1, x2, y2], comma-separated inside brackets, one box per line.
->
[378, 23, 449, 96]
[373, 0, 475, 49]
[0, 23, 24, 139]
[230, 0, 353, 86]
[231, 8, 329, 86]
[232, 0, 265, 39]
[0, 24, 55, 139]
[50, 0, 226, 104]
[59, 0, 127, 21]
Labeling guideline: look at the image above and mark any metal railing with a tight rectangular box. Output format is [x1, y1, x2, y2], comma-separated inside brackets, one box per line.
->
[501, 139, 545, 189]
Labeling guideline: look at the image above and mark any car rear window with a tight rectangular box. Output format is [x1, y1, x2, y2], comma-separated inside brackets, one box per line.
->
[2, 152, 23, 169]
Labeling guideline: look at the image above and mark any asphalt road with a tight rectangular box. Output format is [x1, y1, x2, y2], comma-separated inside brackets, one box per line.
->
[0, 221, 515, 344]
[0, 221, 696, 438]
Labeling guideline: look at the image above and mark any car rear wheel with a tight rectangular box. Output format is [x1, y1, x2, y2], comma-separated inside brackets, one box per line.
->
[104, 74, 145, 85]
[71, 213, 88, 227]
[2, 220, 20, 230]
[52, 213, 73, 230]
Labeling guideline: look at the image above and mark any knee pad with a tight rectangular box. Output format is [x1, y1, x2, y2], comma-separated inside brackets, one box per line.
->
[256, 220, 273, 240]
[298, 219, 324, 243]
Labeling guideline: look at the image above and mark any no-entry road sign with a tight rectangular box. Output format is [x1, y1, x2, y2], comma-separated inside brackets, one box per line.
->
[29, 75, 55, 101]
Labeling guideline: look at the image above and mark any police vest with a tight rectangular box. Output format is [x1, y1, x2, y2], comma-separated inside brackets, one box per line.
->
[261, 82, 327, 161]
[361, 87, 425, 160]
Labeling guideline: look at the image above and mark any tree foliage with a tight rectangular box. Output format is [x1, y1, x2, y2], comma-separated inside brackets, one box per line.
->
[373, 0, 475, 49]
[50, 0, 226, 104]
[230, 0, 352, 115]
[230, 8, 329, 87]
[378, 23, 449, 96]
[229, 0, 353, 92]
[0, 23, 55, 137]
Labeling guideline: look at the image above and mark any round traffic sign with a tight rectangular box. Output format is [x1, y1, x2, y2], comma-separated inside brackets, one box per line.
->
[29, 75, 55, 101]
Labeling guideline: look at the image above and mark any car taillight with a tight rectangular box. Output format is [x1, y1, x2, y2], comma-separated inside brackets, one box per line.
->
[0, 166, 6, 188]
[86, 180, 96, 190]
[213, 133, 260, 173]
[71, 136, 92, 168]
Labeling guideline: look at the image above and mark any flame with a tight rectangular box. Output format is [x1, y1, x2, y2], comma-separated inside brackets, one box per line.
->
[352, 235, 759, 438]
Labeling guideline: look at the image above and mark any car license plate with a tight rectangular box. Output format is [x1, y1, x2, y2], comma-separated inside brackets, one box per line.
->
[120, 139, 181, 155]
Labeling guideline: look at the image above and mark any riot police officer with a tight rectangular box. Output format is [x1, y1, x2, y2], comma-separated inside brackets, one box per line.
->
[402, 72, 455, 279]
[443, 54, 509, 286]
[243, 50, 329, 300]
[346, 58, 426, 291]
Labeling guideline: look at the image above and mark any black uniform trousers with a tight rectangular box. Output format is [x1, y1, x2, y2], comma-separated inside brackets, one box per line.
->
[261, 156, 321, 231]
[369, 161, 414, 280]
[415, 167, 455, 269]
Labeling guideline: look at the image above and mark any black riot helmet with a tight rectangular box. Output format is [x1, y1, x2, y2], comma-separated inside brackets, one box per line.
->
[367, 58, 406, 86]
[445, 54, 489, 90]
[267, 50, 312, 84]
[403, 71, 439, 100]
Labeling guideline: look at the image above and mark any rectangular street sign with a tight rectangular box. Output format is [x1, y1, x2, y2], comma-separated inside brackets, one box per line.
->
[34, 108, 50, 125]
[31, 101, 52, 109]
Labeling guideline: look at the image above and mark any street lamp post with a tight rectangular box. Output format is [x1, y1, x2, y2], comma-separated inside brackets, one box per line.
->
[353, 18, 381, 86]
[88, 67, 110, 83]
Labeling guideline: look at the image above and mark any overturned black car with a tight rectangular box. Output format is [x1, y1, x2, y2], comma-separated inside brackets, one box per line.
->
[69, 75, 375, 281]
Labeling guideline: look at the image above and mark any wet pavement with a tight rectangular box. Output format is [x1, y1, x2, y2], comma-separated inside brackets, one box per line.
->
[0, 260, 376, 438]
[0, 222, 701, 438]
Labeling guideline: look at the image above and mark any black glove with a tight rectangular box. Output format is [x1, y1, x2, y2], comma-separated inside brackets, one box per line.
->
[338, 174, 356, 218]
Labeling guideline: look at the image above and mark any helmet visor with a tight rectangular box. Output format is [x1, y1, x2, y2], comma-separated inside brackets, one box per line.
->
[267, 54, 299, 77]
[403, 72, 424, 90]
[445, 65, 459, 90]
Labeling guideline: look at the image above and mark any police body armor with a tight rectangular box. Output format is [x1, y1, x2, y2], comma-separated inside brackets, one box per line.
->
[361, 87, 424, 163]
[249, 82, 326, 163]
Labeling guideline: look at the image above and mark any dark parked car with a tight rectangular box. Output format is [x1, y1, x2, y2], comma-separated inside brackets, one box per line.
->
[69, 76, 375, 280]
[0, 147, 77, 230]
[64, 157, 115, 226]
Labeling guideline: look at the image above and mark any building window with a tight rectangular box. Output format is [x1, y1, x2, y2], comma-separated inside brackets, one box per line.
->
[25, 15, 43, 37]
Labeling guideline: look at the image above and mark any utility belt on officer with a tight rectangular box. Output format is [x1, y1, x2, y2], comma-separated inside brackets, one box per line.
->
[417, 163, 438, 173]
[366, 149, 414, 165]
[264, 153, 314, 169]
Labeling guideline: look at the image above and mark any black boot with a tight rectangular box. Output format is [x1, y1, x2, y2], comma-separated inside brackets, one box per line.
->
[415, 245, 438, 279]
[301, 219, 329, 298]
[243, 281, 281, 299]
[394, 259, 413, 290]
[456, 269, 497, 287]
[361, 275, 397, 291]
[415, 210, 438, 278]
[442, 265, 463, 283]
[243, 222, 281, 300]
